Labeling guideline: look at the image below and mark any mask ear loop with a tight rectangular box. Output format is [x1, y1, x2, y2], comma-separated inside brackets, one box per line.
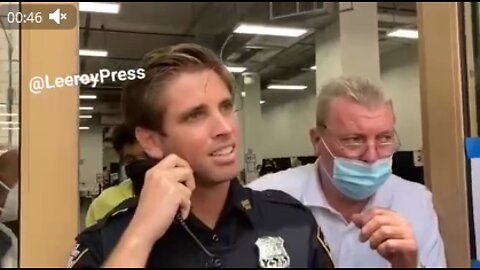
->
[318, 137, 337, 182]
[0, 181, 10, 192]
[320, 137, 336, 160]
[0, 181, 10, 213]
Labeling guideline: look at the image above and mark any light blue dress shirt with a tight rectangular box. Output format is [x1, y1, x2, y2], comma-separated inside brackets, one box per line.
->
[248, 161, 446, 268]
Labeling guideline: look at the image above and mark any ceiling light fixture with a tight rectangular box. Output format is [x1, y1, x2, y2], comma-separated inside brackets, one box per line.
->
[234, 23, 308, 37]
[267, 84, 307, 90]
[79, 2, 120, 14]
[80, 95, 97, 100]
[387, 29, 418, 39]
[226, 66, 247, 73]
[79, 49, 108, 57]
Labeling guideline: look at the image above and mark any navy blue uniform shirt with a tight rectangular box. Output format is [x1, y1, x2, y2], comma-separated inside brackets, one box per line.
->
[68, 161, 334, 268]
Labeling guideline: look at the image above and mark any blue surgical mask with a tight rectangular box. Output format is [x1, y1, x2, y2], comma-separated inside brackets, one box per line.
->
[320, 138, 392, 201]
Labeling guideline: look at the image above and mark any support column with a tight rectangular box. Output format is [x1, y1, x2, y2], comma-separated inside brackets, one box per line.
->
[21, 2, 80, 267]
[315, 2, 380, 93]
[240, 73, 262, 184]
[418, 2, 471, 267]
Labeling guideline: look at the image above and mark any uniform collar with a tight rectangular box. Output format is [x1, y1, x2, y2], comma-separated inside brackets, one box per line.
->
[300, 159, 394, 211]
[224, 179, 256, 227]
[183, 179, 256, 236]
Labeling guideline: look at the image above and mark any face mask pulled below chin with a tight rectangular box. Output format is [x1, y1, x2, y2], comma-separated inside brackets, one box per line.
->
[321, 138, 393, 201]
[0, 182, 18, 222]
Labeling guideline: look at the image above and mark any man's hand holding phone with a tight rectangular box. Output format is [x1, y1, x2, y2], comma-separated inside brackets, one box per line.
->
[104, 154, 195, 267]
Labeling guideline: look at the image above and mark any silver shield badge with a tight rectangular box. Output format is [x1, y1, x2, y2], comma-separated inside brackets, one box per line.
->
[255, 236, 290, 268]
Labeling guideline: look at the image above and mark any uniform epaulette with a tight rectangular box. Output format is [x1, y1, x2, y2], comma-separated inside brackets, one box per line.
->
[82, 197, 138, 234]
[260, 189, 308, 211]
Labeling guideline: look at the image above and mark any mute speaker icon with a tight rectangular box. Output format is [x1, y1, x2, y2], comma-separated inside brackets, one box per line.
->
[49, 9, 61, 25]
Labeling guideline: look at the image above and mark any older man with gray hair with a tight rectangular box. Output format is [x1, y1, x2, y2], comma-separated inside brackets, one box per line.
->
[248, 76, 446, 268]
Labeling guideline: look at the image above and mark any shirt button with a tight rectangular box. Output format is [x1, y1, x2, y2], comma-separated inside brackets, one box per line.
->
[212, 257, 222, 268]
[212, 234, 219, 242]
[205, 257, 222, 268]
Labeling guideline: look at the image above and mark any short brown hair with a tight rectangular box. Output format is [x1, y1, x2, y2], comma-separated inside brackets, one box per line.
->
[122, 43, 235, 133]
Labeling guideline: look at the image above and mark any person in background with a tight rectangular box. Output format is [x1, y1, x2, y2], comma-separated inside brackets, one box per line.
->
[291, 156, 302, 168]
[0, 149, 19, 268]
[0, 149, 18, 225]
[102, 166, 109, 182]
[259, 159, 276, 176]
[85, 124, 146, 228]
[248, 76, 446, 268]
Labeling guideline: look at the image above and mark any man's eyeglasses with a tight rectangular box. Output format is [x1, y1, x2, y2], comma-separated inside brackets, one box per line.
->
[321, 125, 401, 159]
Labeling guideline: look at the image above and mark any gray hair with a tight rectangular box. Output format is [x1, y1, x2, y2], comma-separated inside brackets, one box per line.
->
[316, 76, 391, 127]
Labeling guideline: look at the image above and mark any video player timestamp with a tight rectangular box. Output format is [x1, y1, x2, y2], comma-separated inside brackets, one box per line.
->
[7, 11, 42, 24]
[1, 4, 77, 29]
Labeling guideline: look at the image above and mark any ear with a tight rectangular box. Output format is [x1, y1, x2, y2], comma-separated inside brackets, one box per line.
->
[387, 100, 397, 124]
[135, 127, 164, 159]
[309, 128, 321, 156]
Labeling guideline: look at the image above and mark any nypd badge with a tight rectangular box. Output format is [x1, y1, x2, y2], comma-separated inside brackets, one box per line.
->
[255, 236, 290, 268]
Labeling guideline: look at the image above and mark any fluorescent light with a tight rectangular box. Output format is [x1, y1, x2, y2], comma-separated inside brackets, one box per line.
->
[80, 115, 93, 119]
[80, 95, 97, 100]
[245, 45, 267, 50]
[234, 23, 308, 37]
[226, 66, 247, 73]
[79, 2, 120, 14]
[241, 91, 246, 97]
[0, 121, 18, 125]
[0, 113, 18, 117]
[310, 65, 316, 70]
[387, 29, 418, 39]
[267, 84, 307, 90]
[79, 107, 94, 111]
[260, 100, 266, 104]
[79, 127, 90, 130]
[2, 127, 19, 131]
[79, 49, 108, 57]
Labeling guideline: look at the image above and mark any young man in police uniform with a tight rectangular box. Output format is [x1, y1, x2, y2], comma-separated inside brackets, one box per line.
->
[68, 43, 334, 268]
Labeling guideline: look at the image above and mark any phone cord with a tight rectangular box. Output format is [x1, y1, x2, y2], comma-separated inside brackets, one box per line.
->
[176, 214, 218, 259]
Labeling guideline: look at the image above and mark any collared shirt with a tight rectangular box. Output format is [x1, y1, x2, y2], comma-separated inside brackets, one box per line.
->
[69, 179, 334, 268]
[0, 223, 17, 268]
[248, 161, 447, 268]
